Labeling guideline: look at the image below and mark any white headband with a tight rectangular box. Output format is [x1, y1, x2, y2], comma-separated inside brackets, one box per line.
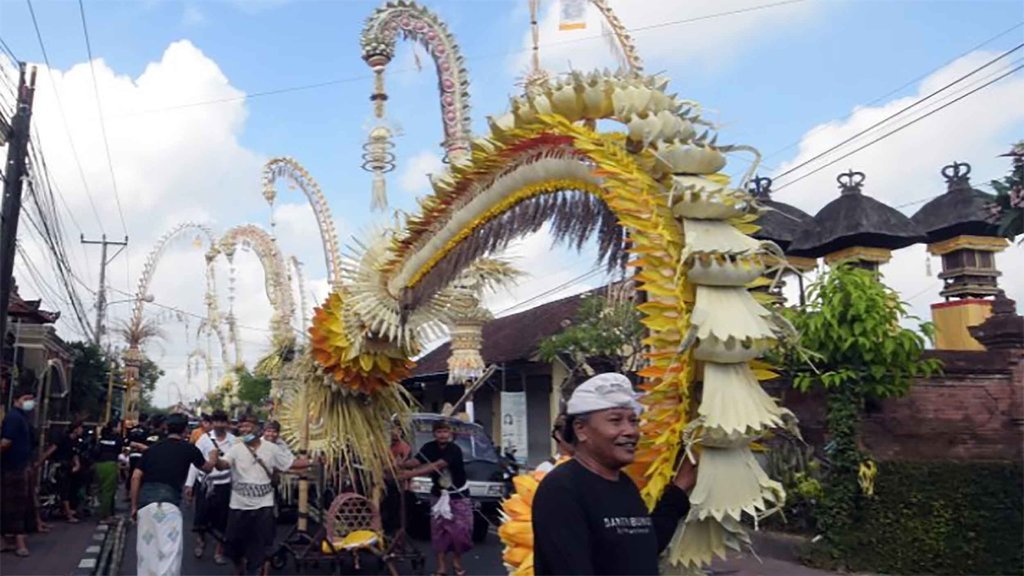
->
[566, 373, 642, 416]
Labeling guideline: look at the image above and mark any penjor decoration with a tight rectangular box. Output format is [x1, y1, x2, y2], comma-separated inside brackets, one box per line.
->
[275, 2, 795, 573]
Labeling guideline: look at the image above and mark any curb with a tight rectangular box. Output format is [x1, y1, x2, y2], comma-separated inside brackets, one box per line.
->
[70, 518, 127, 576]
[71, 523, 109, 576]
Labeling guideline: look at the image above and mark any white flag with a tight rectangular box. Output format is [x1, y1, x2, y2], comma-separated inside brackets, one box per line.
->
[559, 0, 587, 31]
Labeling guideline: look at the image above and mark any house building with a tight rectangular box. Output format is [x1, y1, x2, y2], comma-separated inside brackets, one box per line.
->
[2, 278, 75, 428]
[406, 289, 593, 468]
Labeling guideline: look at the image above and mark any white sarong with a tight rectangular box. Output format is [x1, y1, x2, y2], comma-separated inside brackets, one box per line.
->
[137, 502, 184, 576]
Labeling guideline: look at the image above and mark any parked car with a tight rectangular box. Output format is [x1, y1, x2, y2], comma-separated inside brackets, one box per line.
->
[405, 413, 507, 543]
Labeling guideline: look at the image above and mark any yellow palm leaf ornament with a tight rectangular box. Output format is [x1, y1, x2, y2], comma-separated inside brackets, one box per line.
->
[283, 2, 794, 572]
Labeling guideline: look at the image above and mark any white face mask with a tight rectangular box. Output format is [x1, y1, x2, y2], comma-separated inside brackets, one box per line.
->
[20, 400, 36, 412]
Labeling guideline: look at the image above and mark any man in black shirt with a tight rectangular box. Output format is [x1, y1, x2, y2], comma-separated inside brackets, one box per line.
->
[532, 373, 697, 575]
[125, 414, 150, 495]
[41, 421, 84, 523]
[94, 422, 123, 522]
[131, 413, 218, 576]
[400, 419, 472, 576]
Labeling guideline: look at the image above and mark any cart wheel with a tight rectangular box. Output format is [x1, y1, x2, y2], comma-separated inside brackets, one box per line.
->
[271, 549, 288, 570]
[412, 556, 426, 575]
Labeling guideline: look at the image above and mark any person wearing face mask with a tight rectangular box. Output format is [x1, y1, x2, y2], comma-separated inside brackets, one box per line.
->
[532, 373, 698, 575]
[1, 387, 37, 556]
[215, 414, 309, 576]
[185, 410, 237, 565]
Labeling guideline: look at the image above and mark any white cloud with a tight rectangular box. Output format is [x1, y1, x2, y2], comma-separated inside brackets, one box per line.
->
[483, 226, 610, 317]
[398, 149, 445, 196]
[511, 0, 822, 76]
[2, 41, 267, 407]
[772, 50, 1024, 321]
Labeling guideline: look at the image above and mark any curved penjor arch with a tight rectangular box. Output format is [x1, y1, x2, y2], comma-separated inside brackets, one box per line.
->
[362, 1, 473, 161]
[129, 222, 231, 367]
[218, 224, 296, 349]
[262, 157, 344, 288]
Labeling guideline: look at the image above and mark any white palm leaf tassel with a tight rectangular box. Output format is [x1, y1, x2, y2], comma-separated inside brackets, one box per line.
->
[362, 124, 396, 213]
[659, 180, 792, 572]
[372, 172, 388, 212]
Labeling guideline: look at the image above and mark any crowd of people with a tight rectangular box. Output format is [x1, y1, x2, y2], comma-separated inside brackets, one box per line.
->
[0, 387, 312, 576]
[1, 386, 124, 557]
[4, 372, 699, 576]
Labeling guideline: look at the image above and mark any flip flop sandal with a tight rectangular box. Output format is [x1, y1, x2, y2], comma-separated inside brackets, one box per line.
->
[214, 554, 227, 565]
[15, 548, 30, 557]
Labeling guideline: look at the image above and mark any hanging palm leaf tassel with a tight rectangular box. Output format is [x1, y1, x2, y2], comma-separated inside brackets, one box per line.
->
[371, 172, 388, 212]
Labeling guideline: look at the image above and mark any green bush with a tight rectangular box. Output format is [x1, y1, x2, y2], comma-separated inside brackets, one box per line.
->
[808, 460, 1023, 575]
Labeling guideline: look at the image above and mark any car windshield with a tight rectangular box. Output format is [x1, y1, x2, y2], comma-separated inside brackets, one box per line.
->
[410, 418, 499, 464]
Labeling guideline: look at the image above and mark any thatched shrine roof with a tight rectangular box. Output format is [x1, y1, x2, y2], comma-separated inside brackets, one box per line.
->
[790, 170, 925, 257]
[911, 162, 999, 244]
[748, 176, 818, 255]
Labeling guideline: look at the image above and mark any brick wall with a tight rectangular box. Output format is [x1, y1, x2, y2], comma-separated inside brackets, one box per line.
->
[766, 349, 1024, 462]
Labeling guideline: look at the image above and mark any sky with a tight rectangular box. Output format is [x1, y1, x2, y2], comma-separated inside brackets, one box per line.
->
[0, 0, 1022, 407]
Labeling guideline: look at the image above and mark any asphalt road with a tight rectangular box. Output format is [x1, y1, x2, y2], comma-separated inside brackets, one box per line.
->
[120, 503, 505, 576]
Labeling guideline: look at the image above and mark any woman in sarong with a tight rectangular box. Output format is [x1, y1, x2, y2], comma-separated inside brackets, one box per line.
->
[400, 419, 472, 576]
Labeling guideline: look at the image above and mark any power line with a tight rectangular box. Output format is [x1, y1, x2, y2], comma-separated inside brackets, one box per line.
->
[0, 34, 19, 63]
[761, 21, 1024, 163]
[496, 265, 605, 316]
[773, 43, 1023, 184]
[110, 0, 806, 117]
[773, 63, 1023, 194]
[106, 285, 277, 335]
[77, 0, 130, 267]
[27, 0, 108, 236]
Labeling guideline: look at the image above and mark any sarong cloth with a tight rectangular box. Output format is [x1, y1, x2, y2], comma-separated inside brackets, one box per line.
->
[430, 495, 473, 554]
[194, 482, 231, 540]
[95, 461, 118, 518]
[137, 502, 184, 576]
[225, 506, 276, 573]
[1, 468, 31, 534]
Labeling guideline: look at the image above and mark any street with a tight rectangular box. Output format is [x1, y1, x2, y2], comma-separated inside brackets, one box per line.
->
[2, 483, 840, 576]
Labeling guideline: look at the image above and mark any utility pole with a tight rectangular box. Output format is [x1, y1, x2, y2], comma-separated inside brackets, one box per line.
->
[0, 63, 38, 358]
[81, 234, 128, 346]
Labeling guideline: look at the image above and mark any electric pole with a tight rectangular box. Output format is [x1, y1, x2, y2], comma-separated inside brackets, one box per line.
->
[0, 63, 38, 356]
[81, 234, 128, 346]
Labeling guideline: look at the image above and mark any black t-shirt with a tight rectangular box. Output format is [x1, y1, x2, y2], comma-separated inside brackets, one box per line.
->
[138, 437, 205, 498]
[532, 459, 691, 576]
[95, 433, 123, 463]
[415, 440, 467, 499]
[49, 431, 76, 463]
[126, 426, 149, 460]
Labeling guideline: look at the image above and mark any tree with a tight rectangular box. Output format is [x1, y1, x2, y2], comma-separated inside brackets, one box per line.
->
[989, 141, 1023, 244]
[779, 265, 941, 555]
[538, 291, 645, 398]
[137, 356, 164, 413]
[236, 368, 272, 409]
[67, 341, 114, 421]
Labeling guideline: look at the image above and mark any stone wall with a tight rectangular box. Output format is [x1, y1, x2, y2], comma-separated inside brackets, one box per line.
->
[766, 349, 1024, 462]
